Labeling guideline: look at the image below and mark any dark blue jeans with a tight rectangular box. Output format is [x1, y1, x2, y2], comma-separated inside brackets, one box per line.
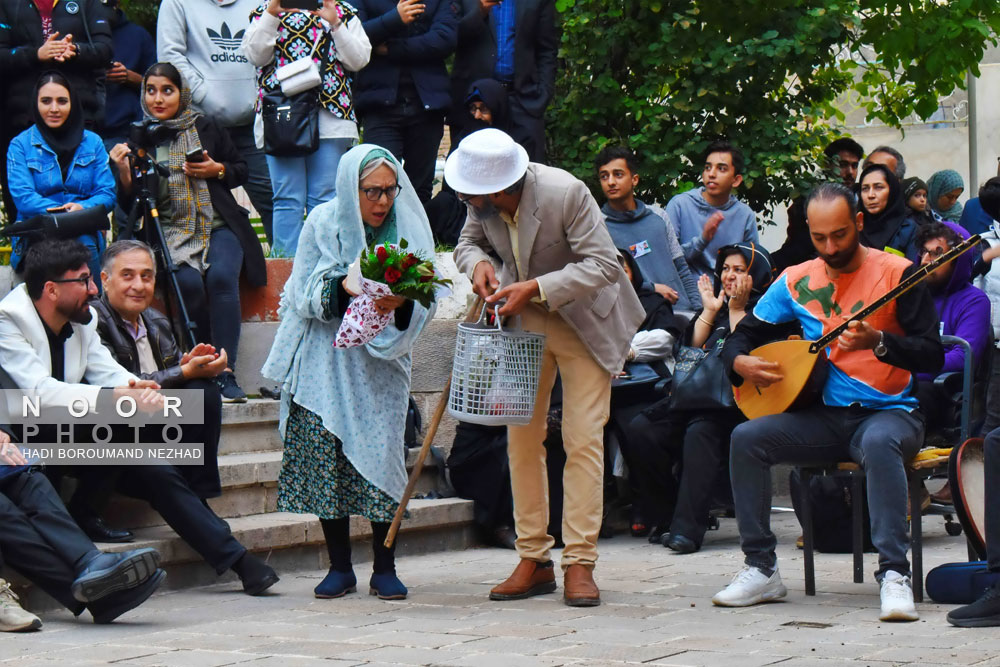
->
[729, 405, 923, 578]
[175, 226, 244, 370]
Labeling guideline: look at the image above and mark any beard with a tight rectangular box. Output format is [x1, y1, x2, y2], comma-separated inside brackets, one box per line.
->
[58, 299, 93, 325]
[469, 197, 498, 218]
[819, 237, 860, 270]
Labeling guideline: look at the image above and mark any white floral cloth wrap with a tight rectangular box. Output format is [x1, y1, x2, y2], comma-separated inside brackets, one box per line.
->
[334, 277, 395, 348]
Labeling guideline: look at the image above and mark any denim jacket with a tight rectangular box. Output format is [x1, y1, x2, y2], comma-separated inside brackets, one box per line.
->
[6, 126, 115, 270]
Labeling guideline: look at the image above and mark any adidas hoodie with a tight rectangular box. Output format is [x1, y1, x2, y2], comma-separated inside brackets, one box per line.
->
[157, 0, 260, 127]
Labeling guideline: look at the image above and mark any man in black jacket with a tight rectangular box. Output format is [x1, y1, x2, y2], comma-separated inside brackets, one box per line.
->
[0, 0, 113, 218]
[449, 0, 557, 162]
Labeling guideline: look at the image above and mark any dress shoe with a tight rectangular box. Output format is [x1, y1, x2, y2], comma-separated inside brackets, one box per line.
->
[89, 569, 166, 624]
[314, 568, 357, 599]
[665, 534, 700, 554]
[232, 552, 279, 596]
[491, 525, 517, 550]
[564, 564, 600, 607]
[648, 526, 670, 545]
[74, 515, 134, 544]
[71, 548, 160, 603]
[369, 571, 408, 600]
[489, 559, 556, 601]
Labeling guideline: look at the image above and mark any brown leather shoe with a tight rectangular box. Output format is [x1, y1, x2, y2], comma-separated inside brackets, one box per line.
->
[489, 559, 557, 601]
[564, 564, 600, 607]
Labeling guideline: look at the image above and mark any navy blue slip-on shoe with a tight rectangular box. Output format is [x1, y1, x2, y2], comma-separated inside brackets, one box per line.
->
[89, 568, 166, 624]
[72, 548, 160, 603]
[369, 572, 407, 600]
[314, 569, 357, 599]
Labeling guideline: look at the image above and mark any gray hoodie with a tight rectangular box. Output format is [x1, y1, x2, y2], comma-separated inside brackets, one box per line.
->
[157, 0, 260, 127]
[666, 186, 759, 276]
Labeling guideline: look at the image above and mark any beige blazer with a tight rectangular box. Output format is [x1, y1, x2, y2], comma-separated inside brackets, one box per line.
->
[454, 163, 645, 372]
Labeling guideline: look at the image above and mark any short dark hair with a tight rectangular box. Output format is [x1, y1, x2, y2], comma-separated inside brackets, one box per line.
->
[23, 239, 92, 301]
[865, 145, 906, 179]
[595, 145, 639, 174]
[916, 221, 963, 250]
[824, 137, 864, 161]
[102, 240, 156, 274]
[979, 177, 1000, 222]
[702, 140, 745, 176]
[805, 182, 859, 220]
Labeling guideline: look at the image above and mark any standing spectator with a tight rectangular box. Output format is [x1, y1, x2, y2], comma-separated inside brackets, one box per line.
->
[354, 0, 458, 203]
[902, 177, 935, 226]
[971, 178, 1000, 435]
[959, 178, 1000, 236]
[157, 0, 274, 244]
[595, 145, 701, 316]
[858, 163, 920, 260]
[6, 72, 115, 280]
[863, 145, 906, 180]
[0, 0, 113, 219]
[927, 169, 965, 222]
[99, 0, 155, 150]
[243, 0, 371, 257]
[667, 140, 759, 277]
[449, 0, 557, 162]
[109, 63, 267, 403]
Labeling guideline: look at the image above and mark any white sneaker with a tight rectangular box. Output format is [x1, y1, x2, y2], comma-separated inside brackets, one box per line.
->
[712, 565, 788, 607]
[0, 579, 41, 632]
[879, 570, 918, 622]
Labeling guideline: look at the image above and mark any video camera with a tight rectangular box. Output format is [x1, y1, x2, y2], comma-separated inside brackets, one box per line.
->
[128, 119, 176, 151]
[0, 205, 109, 241]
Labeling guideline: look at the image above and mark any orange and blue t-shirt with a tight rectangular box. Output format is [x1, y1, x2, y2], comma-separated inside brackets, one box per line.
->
[752, 249, 917, 411]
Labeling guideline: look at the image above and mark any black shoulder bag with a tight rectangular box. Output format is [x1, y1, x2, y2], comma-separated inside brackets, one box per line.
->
[262, 91, 319, 158]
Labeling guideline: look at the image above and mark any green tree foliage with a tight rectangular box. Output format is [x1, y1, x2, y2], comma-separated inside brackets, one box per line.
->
[119, 0, 160, 34]
[550, 0, 1000, 214]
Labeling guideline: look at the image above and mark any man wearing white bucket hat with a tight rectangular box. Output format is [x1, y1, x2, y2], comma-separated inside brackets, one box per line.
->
[450, 128, 645, 606]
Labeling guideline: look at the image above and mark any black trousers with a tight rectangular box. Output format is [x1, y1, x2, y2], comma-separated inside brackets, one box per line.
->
[0, 469, 93, 613]
[508, 96, 547, 164]
[985, 428, 1000, 571]
[625, 406, 741, 543]
[361, 102, 444, 204]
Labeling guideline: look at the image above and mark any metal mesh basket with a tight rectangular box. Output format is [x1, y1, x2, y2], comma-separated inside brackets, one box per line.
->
[448, 305, 545, 426]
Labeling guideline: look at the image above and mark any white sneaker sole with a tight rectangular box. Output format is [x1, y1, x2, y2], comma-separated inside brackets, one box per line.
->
[712, 583, 788, 607]
[880, 607, 919, 622]
[0, 616, 41, 632]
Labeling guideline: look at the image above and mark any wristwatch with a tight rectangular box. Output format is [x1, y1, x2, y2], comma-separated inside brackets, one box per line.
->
[217, 165, 226, 180]
[874, 331, 887, 358]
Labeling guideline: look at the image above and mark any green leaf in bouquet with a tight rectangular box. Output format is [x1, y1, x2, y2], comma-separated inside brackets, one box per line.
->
[399, 238, 409, 250]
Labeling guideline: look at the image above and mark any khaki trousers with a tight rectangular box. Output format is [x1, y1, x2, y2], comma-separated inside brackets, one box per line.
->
[507, 304, 611, 569]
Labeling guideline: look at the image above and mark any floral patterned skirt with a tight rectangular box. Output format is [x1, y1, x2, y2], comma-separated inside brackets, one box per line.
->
[277, 400, 399, 522]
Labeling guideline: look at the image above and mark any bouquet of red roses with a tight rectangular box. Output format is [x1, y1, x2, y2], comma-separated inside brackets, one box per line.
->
[334, 239, 451, 348]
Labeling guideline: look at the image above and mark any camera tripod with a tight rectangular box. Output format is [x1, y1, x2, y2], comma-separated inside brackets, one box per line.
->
[121, 145, 198, 350]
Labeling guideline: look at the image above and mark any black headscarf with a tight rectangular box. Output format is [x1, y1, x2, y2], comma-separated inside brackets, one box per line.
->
[619, 248, 680, 337]
[31, 71, 85, 179]
[463, 79, 511, 134]
[857, 163, 908, 251]
[691, 242, 775, 348]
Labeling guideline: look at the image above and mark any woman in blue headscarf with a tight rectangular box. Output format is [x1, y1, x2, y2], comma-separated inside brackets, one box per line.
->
[262, 145, 435, 601]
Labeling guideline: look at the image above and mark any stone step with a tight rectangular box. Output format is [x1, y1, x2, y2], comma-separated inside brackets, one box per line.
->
[14, 497, 477, 609]
[219, 399, 282, 455]
[102, 447, 447, 529]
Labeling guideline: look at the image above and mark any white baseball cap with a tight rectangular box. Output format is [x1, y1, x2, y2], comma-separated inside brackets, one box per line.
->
[444, 128, 530, 195]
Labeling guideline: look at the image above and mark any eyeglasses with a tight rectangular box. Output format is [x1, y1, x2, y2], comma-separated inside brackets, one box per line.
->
[918, 247, 947, 260]
[360, 185, 402, 202]
[51, 273, 94, 286]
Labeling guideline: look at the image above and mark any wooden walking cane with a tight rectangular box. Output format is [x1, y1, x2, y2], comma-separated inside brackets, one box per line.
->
[385, 295, 486, 547]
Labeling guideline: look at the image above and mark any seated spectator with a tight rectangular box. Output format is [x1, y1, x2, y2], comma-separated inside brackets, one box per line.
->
[0, 442, 165, 626]
[99, 0, 156, 150]
[863, 145, 906, 180]
[0, 238, 278, 598]
[960, 177, 1000, 236]
[597, 146, 701, 316]
[243, 0, 371, 256]
[772, 137, 864, 275]
[928, 169, 965, 222]
[667, 140, 759, 277]
[160, 0, 274, 245]
[93, 240, 225, 500]
[0, 0, 113, 219]
[425, 78, 511, 246]
[973, 178, 1000, 435]
[902, 177, 935, 226]
[624, 243, 777, 549]
[858, 163, 920, 260]
[354, 0, 458, 203]
[912, 221, 990, 431]
[6, 72, 115, 280]
[110, 63, 267, 402]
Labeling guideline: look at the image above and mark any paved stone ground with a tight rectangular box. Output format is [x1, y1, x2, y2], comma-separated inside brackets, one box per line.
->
[3, 509, 993, 667]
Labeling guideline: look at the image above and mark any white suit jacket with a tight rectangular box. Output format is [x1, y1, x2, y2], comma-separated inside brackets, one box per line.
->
[0, 284, 137, 411]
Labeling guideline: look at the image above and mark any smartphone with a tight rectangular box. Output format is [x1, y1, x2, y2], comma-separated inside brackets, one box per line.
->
[185, 149, 206, 163]
[280, 0, 323, 9]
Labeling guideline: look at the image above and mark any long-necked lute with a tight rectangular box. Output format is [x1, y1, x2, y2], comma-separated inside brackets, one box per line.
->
[733, 234, 982, 420]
